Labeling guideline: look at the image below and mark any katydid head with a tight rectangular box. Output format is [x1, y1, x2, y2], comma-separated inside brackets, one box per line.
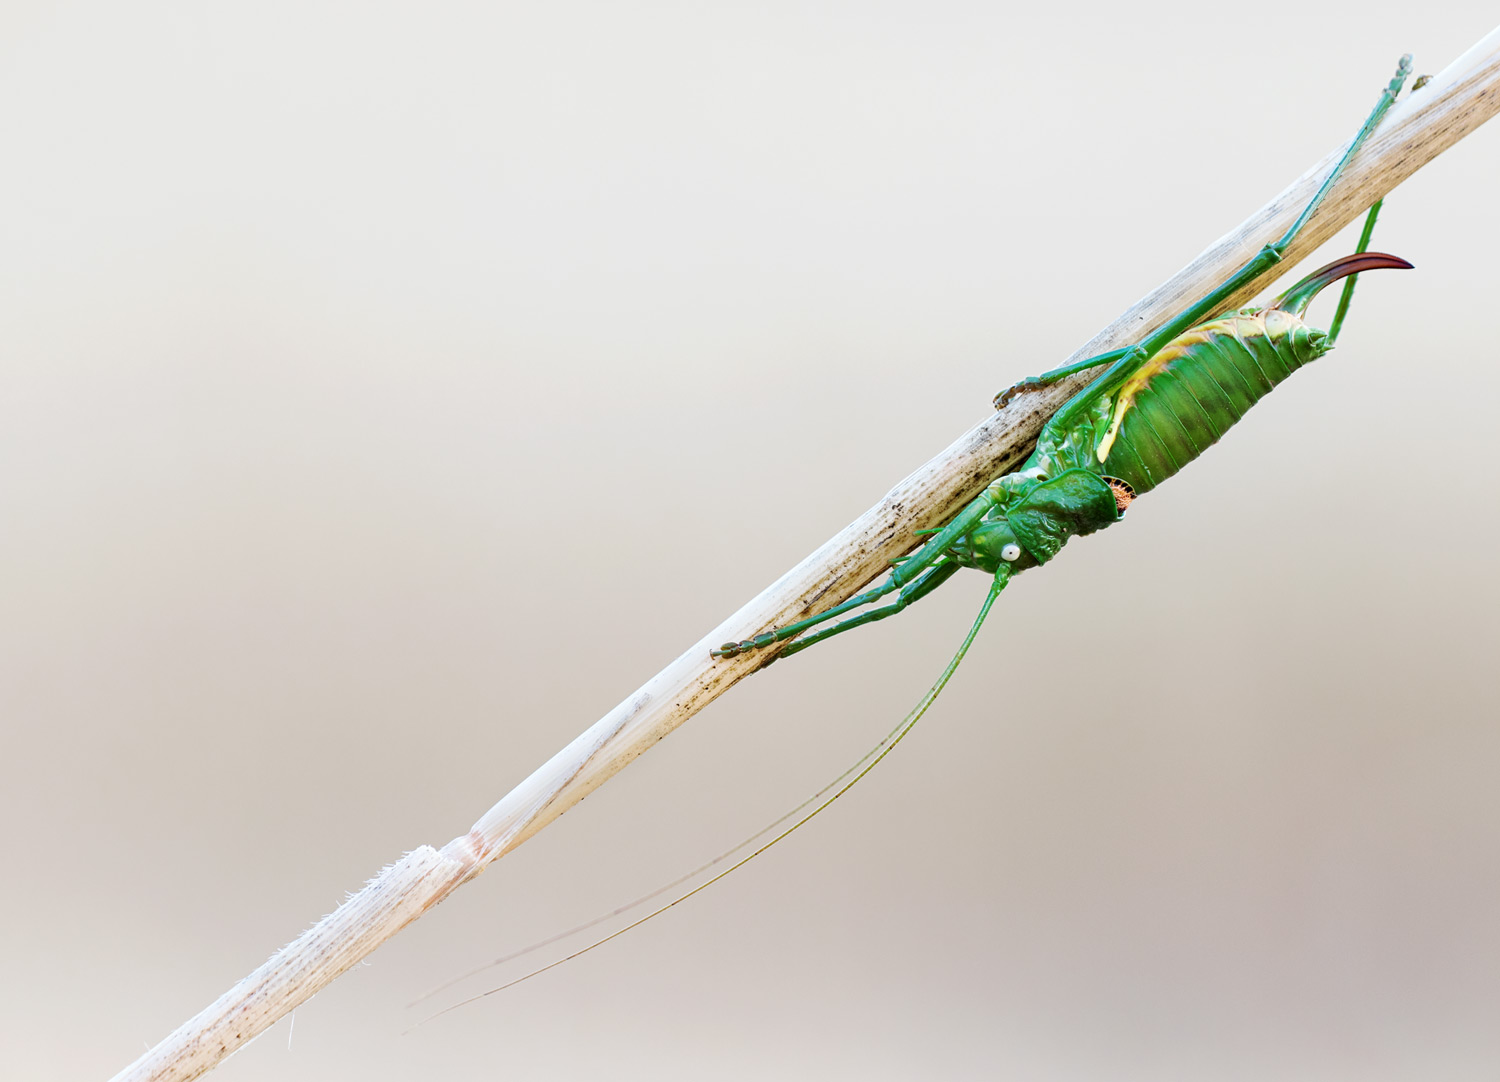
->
[957, 468, 1121, 574]
[960, 517, 1042, 575]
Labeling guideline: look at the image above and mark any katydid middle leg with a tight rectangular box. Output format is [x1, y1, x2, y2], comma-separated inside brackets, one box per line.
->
[993, 346, 1134, 410]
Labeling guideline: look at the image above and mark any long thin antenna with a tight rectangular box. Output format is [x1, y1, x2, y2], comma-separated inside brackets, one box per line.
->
[410, 705, 914, 1007]
[411, 573, 1009, 1030]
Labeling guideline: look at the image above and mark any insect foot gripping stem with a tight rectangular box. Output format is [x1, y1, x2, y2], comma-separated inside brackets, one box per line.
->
[712, 637, 760, 659]
[712, 591, 875, 658]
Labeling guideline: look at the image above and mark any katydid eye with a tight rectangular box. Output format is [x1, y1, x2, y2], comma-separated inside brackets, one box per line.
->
[1001, 543, 1022, 562]
[1024, 468, 1047, 481]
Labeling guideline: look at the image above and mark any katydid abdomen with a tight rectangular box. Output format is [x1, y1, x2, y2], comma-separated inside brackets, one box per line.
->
[1095, 251, 1410, 496]
[1096, 308, 1328, 495]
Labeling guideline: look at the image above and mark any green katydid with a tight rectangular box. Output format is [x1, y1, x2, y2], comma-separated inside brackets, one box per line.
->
[712, 57, 1416, 699]
[432, 58, 1426, 1011]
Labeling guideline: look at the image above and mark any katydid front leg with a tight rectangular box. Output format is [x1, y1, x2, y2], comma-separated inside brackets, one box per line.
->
[711, 484, 1008, 659]
[770, 561, 964, 662]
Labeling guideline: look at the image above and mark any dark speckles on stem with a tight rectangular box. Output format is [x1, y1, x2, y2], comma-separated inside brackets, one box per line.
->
[807, 580, 836, 606]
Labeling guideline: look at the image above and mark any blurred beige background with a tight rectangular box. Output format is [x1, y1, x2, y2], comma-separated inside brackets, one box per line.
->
[4, 3, 1499, 1079]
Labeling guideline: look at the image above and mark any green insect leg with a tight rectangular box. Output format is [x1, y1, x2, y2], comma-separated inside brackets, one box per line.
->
[1326, 199, 1383, 345]
[713, 573, 904, 659]
[772, 561, 963, 661]
[993, 346, 1134, 410]
[712, 481, 1007, 659]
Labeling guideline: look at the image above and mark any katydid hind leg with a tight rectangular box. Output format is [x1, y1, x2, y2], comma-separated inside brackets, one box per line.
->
[1327, 199, 1384, 345]
[1271, 59, 1408, 260]
[1039, 57, 1412, 443]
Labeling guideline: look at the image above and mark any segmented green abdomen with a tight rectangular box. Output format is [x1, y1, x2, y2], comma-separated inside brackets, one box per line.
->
[1098, 309, 1330, 494]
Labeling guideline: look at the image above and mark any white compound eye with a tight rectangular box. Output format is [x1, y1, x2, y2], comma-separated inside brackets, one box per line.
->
[1000, 543, 1022, 562]
[1024, 467, 1048, 481]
